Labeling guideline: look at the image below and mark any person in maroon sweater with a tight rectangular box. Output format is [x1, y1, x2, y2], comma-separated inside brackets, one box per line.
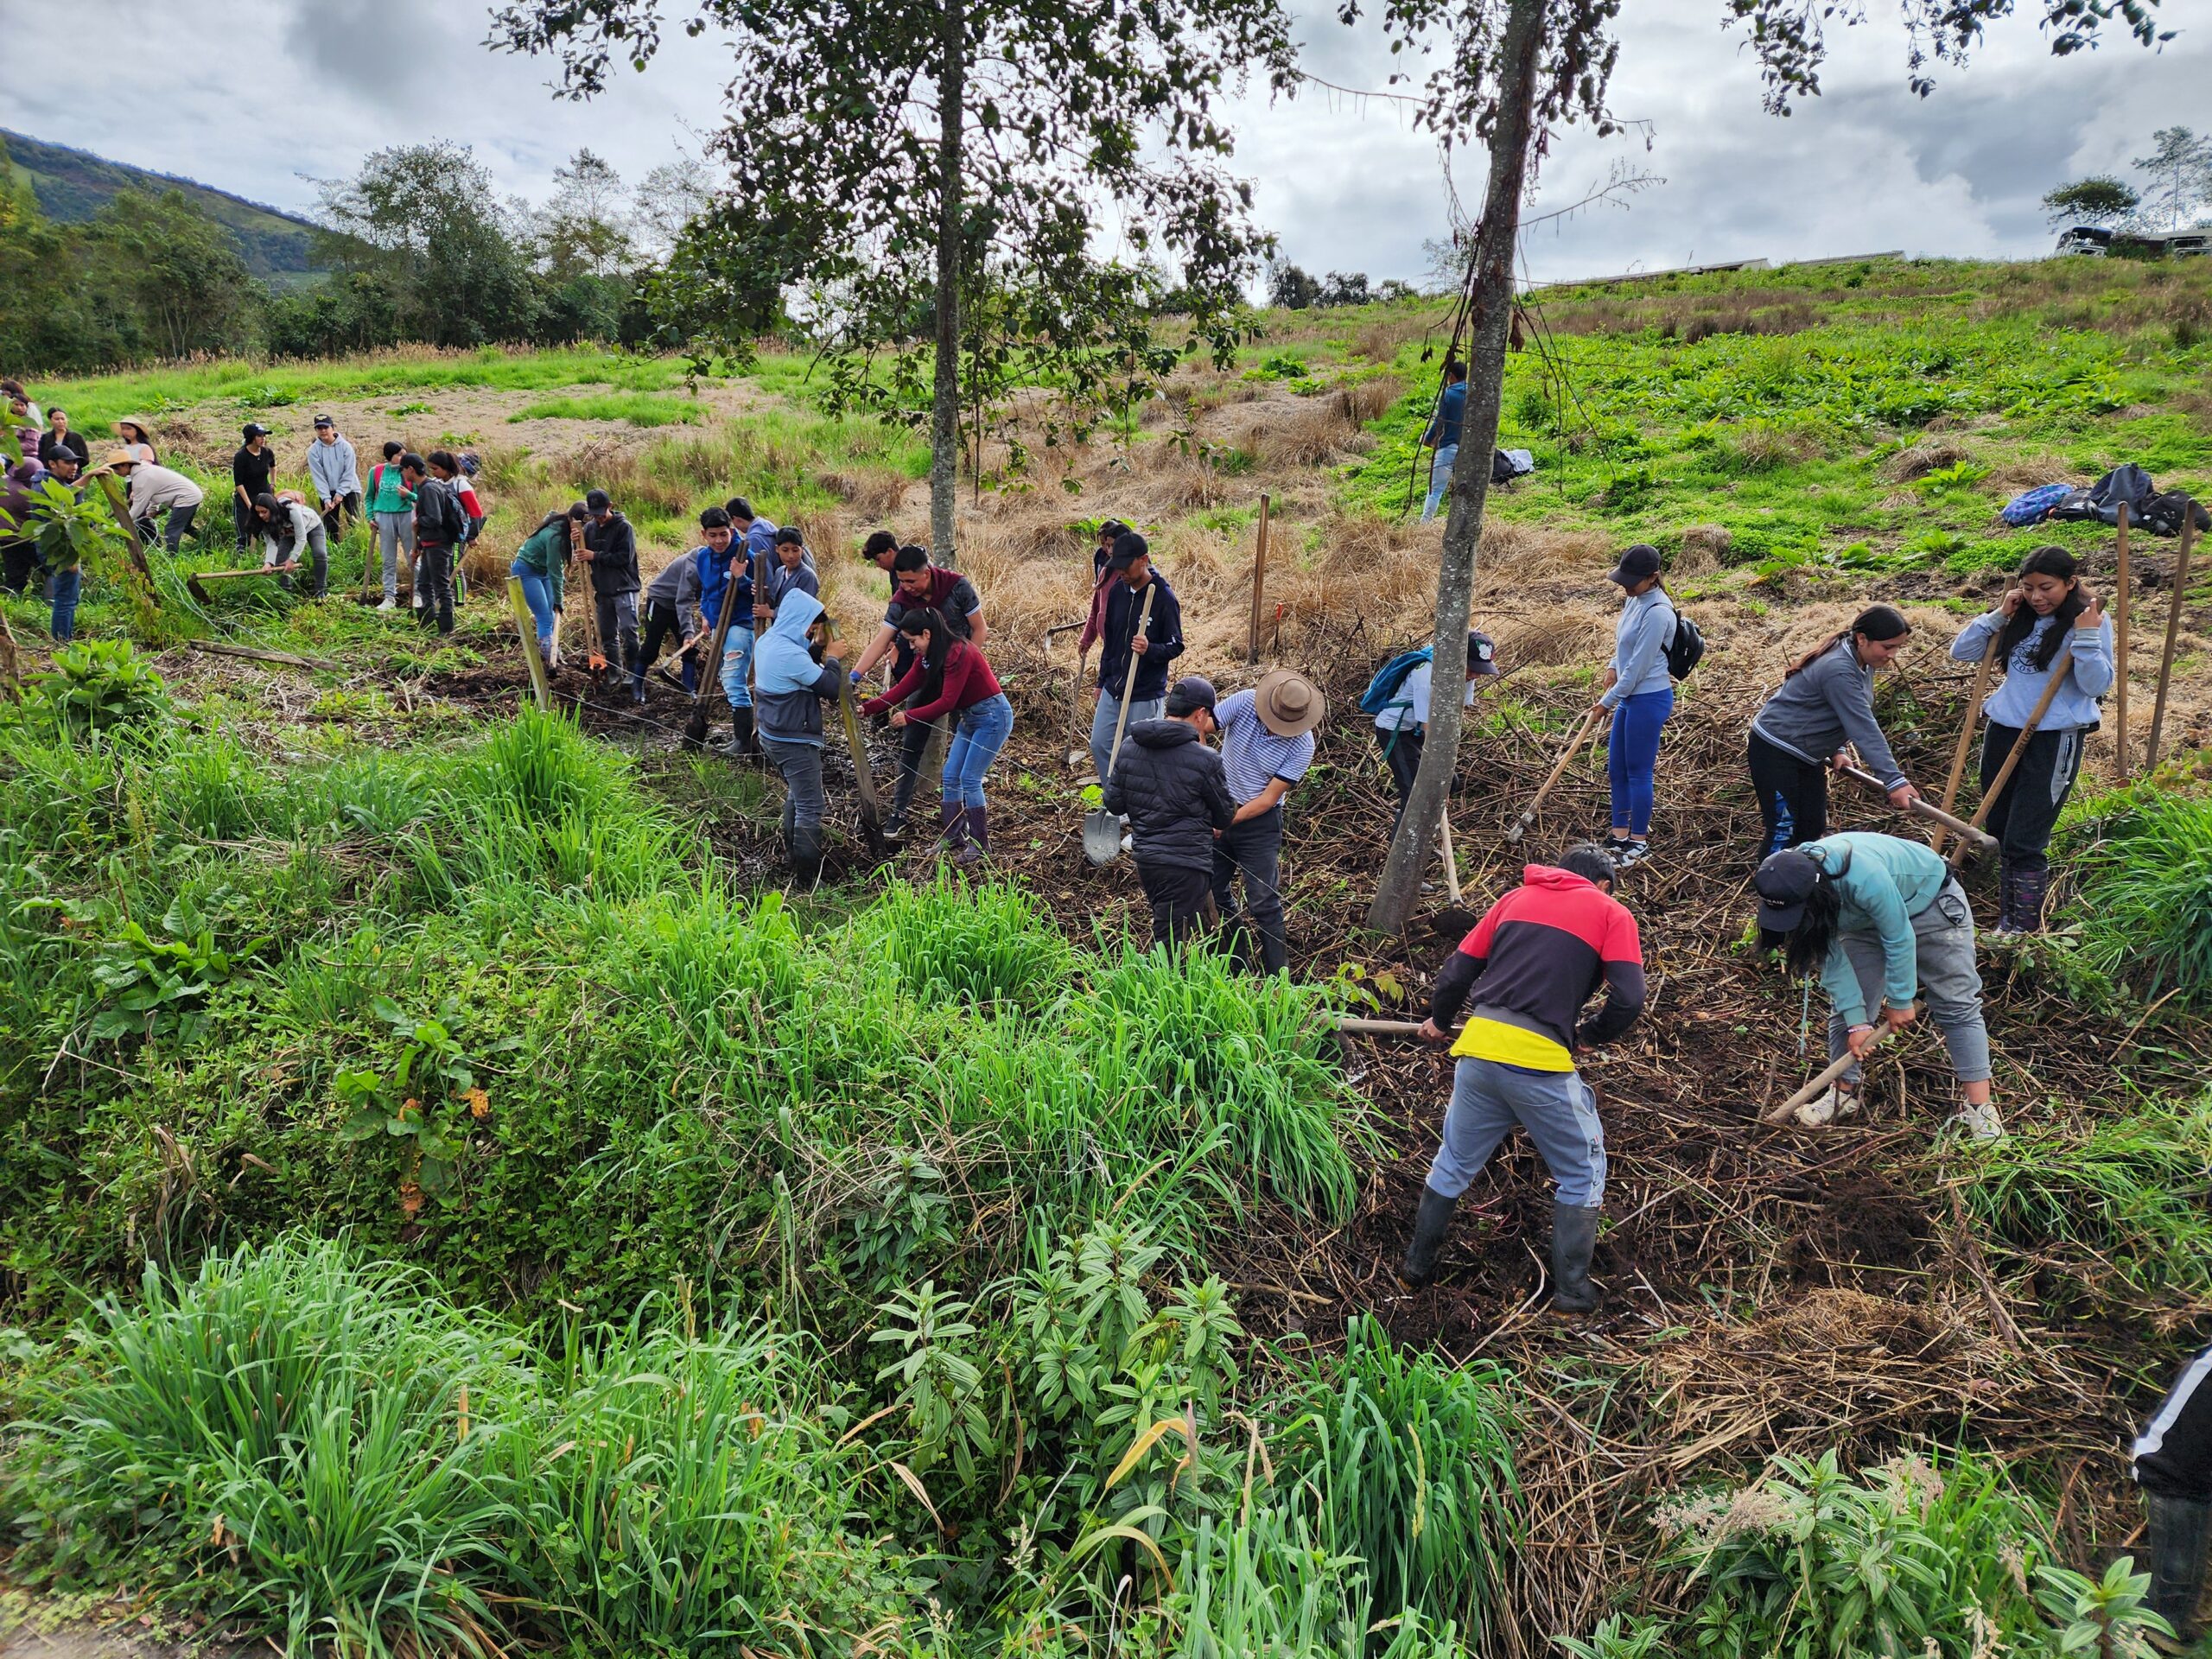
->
[861, 606, 1014, 862]
[1398, 844, 1648, 1312]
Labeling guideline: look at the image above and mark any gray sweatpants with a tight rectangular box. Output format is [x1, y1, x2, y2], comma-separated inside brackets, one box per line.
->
[1827, 877, 1991, 1085]
[373, 509, 415, 601]
[1427, 1053, 1605, 1209]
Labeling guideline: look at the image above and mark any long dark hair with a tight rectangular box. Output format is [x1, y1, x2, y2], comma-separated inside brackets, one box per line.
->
[1783, 878, 1843, 980]
[1999, 545, 2086, 672]
[1785, 604, 1910, 678]
[899, 607, 957, 703]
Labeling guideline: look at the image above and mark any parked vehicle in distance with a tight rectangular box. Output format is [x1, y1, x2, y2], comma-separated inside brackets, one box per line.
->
[2054, 225, 2112, 257]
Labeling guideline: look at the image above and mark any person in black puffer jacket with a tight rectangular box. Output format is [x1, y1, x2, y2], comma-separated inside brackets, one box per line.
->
[1104, 676, 1236, 949]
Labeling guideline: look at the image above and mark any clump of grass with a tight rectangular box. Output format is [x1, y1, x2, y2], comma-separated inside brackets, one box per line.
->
[2061, 785, 2212, 1002]
[509, 392, 705, 427]
[851, 873, 1075, 1008]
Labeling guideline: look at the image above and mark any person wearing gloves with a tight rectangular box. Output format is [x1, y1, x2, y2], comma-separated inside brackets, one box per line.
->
[753, 588, 846, 876]
[1103, 676, 1236, 950]
[1752, 831, 1999, 1139]
[1089, 532, 1185, 787]
[1211, 670, 1325, 976]
[860, 606, 1014, 863]
[511, 504, 584, 668]
[307, 416, 360, 536]
[99, 451, 202, 551]
[1396, 844, 1646, 1313]
[1747, 604, 1920, 861]
[1948, 547, 2113, 934]
[251, 492, 327, 598]
[1592, 543, 1678, 871]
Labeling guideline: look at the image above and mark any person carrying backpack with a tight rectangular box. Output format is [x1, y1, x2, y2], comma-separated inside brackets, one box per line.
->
[403, 452, 463, 635]
[1366, 631, 1498, 836]
[1592, 543, 1690, 871]
[1946, 546, 2112, 934]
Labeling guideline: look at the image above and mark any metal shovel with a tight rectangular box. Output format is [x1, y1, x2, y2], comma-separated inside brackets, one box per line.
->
[1084, 582, 1156, 867]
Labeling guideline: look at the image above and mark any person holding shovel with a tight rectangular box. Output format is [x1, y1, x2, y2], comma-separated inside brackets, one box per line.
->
[251, 492, 327, 598]
[580, 489, 643, 693]
[1104, 675, 1237, 950]
[511, 504, 584, 669]
[696, 509, 760, 750]
[1088, 532, 1184, 790]
[98, 450, 202, 552]
[1751, 831, 1999, 1139]
[638, 532, 705, 697]
[861, 606, 1014, 863]
[1747, 605, 1920, 862]
[1593, 544, 1677, 871]
[849, 545, 986, 836]
[308, 416, 360, 537]
[1210, 670, 1325, 976]
[1947, 547, 2113, 935]
[753, 588, 847, 878]
[1396, 843, 1645, 1313]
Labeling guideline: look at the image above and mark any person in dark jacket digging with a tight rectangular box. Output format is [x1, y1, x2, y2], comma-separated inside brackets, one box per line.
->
[1398, 843, 1647, 1313]
[2134, 1342, 2212, 1649]
[1104, 675, 1236, 950]
[1089, 532, 1185, 787]
[580, 487, 643, 693]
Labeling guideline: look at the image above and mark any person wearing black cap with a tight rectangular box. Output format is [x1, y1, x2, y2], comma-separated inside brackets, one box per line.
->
[1370, 631, 1498, 836]
[1088, 532, 1184, 786]
[232, 423, 277, 553]
[1748, 605, 1921, 861]
[1751, 830, 1998, 1138]
[580, 488, 642, 690]
[1593, 544, 1678, 870]
[308, 416, 360, 536]
[1104, 675, 1236, 948]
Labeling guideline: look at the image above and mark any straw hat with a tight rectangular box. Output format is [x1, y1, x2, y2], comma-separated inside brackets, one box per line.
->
[116, 416, 155, 439]
[1254, 668, 1325, 737]
[92, 448, 141, 473]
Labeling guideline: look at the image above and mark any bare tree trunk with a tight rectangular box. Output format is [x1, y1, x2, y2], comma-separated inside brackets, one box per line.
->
[1365, 0, 1548, 936]
[929, 0, 965, 561]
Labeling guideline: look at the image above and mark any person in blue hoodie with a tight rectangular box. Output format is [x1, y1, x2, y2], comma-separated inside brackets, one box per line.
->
[690, 507, 756, 753]
[753, 588, 845, 876]
[1592, 543, 1677, 871]
[1948, 547, 2113, 935]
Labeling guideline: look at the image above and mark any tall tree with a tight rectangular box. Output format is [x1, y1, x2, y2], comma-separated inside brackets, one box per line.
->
[541, 148, 635, 279]
[2133, 126, 2212, 232]
[633, 152, 713, 259]
[91, 189, 255, 360]
[489, 0, 1294, 556]
[2040, 174, 2140, 229]
[1355, 0, 2170, 935]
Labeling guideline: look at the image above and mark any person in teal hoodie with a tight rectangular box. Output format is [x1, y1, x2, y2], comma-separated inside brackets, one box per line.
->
[1752, 831, 1998, 1140]
[753, 588, 845, 876]
[510, 504, 583, 666]
[365, 440, 415, 610]
[1948, 546, 2113, 935]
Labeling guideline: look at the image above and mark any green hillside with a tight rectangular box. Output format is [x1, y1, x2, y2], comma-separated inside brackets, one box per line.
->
[1, 128, 324, 286]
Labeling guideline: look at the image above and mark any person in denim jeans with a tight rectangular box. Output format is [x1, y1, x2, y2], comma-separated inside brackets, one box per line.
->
[861, 607, 1014, 861]
[510, 505, 583, 666]
[1420, 359, 1466, 523]
[1592, 544, 1678, 870]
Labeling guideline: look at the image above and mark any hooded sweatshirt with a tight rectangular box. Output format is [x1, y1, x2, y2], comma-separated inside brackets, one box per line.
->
[1100, 717, 1236, 873]
[753, 588, 843, 745]
[1789, 832, 1953, 1026]
[1430, 865, 1645, 1071]
[512, 520, 569, 611]
[1949, 608, 2114, 733]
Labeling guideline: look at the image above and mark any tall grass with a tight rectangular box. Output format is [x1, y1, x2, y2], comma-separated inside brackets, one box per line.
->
[854, 871, 1076, 1009]
[2061, 785, 2212, 1003]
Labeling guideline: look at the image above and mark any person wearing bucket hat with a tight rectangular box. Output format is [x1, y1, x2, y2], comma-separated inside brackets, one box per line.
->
[1103, 675, 1236, 950]
[1751, 830, 1999, 1138]
[1593, 544, 1676, 871]
[1209, 669, 1325, 975]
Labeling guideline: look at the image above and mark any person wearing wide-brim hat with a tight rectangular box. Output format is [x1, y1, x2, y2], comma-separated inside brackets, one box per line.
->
[92, 448, 204, 552]
[113, 418, 158, 464]
[1208, 667, 1325, 975]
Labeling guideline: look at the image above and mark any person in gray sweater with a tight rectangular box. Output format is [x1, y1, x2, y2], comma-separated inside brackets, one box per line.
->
[1746, 605, 1921, 864]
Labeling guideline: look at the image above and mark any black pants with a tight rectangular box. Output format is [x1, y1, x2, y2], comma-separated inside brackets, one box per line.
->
[1748, 730, 1828, 862]
[321, 491, 360, 538]
[1211, 804, 1288, 973]
[1376, 724, 1424, 836]
[137, 503, 198, 554]
[594, 590, 640, 677]
[890, 714, 935, 819]
[232, 495, 257, 552]
[1137, 859, 1214, 950]
[1, 537, 36, 595]
[413, 540, 454, 634]
[1979, 722, 2087, 874]
[638, 599, 693, 691]
[2139, 1344, 2212, 1501]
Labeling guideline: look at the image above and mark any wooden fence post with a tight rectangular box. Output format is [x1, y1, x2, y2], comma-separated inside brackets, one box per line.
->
[1246, 493, 1271, 665]
[2113, 501, 2131, 782]
[508, 577, 552, 713]
[2145, 504, 2196, 772]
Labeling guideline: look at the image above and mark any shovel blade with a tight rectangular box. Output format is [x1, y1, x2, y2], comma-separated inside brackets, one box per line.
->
[1083, 808, 1122, 867]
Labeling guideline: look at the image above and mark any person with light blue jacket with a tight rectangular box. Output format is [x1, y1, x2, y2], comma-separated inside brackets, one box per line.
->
[1752, 831, 1998, 1140]
[1592, 543, 1677, 870]
[753, 587, 845, 877]
[1948, 546, 2113, 936]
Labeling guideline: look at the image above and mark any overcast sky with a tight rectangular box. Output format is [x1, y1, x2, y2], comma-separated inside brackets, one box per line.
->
[3, 2, 2204, 287]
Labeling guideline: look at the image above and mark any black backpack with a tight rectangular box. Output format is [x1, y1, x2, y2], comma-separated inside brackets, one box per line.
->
[1663, 607, 1706, 681]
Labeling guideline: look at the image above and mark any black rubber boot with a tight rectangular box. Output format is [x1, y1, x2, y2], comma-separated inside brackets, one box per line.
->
[936, 799, 967, 855]
[791, 821, 824, 880]
[731, 705, 755, 757]
[1994, 861, 2023, 935]
[1550, 1202, 1602, 1314]
[1395, 1186, 1459, 1290]
[2148, 1492, 2211, 1648]
[2012, 865, 2049, 934]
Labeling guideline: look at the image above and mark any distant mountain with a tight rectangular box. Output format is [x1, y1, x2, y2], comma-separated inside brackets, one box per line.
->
[1, 129, 327, 288]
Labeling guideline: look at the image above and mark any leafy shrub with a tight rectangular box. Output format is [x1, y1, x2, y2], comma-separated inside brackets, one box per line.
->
[17, 640, 171, 734]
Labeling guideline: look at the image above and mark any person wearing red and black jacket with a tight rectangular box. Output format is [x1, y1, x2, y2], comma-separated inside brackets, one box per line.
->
[1397, 844, 1647, 1313]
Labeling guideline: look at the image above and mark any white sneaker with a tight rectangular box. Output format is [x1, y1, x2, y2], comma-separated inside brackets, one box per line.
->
[1120, 833, 1134, 855]
[1945, 1101, 2005, 1141]
[410, 594, 423, 609]
[1613, 840, 1651, 871]
[376, 597, 397, 612]
[1794, 1085, 1861, 1128]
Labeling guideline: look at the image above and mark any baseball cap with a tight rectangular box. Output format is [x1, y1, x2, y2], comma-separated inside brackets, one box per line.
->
[585, 488, 611, 512]
[1606, 543, 1662, 587]
[1104, 530, 1150, 573]
[1466, 631, 1499, 676]
[1165, 675, 1218, 717]
[243, 422, 271, 440]
[1751, 849, 1821, 933]
[312, 414, 334, 429]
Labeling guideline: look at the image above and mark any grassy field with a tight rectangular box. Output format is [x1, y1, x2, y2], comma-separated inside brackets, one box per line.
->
[2, 257, 2210, 1657]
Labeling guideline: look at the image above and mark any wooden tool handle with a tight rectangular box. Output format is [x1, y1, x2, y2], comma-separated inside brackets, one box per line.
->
[1760, 1027, 1889, 1125]
[1836, 764, 1997, 852]
[1101, 582, 1156, 786]
[1507, 707, 1601, 835]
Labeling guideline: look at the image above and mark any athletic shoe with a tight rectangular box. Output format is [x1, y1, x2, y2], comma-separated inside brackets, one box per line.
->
[1603, 837, 1633, 869]
[1612, 840, 1651, 871]
[1121, 833, 1135, 855]
[1944, 1100, 2005, 1141]
[1794, 1084, 1861, 1128]
[376, 597, 397, 612]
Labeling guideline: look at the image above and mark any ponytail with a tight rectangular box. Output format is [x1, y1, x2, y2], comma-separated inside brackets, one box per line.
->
[1784, 604, 1910, 678]
[1999, 545, 2086, 672]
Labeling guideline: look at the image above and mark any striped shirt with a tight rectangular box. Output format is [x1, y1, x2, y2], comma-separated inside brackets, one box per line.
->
[1217, 689, 1314, 805]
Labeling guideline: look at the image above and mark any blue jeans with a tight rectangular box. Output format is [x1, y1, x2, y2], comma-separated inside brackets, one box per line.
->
[941, 692, 1014, 810]
[1605, 687, 1674, 836]
[1421, 443, 1459, 522]
[1090, 690, 1162, 784]
[511, 561, 556, 652]
[49, 565, 81, 642]
[719, 624, 754, 709]
[1427, 1055, 1605, 1209]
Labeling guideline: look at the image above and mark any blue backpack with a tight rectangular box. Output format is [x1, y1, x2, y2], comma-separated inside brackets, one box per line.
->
[1359, 647, 1433, 719]
[2001, 484, 2070, 528]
